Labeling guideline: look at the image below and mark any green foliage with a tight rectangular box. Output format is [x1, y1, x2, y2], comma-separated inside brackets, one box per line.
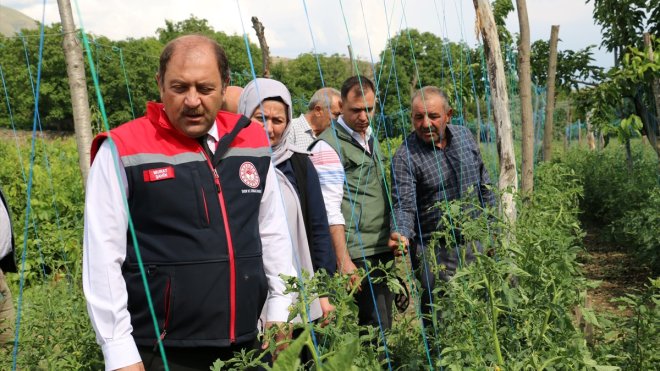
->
[575, 38, 660, 143]
[270, 53, 355, 116]
[530, 40, 603, 90]
[587, 0, 659, 60]
[590, 279, 659, 370]
[375, 29, 484, 134]
[0, 136, 84, 286]
[0, 16, 263, 133]
[420, 162, 599, 369]
[559, 144, 659, 273]
[0, 281, 103, 370]
[492, 0, 514, 46]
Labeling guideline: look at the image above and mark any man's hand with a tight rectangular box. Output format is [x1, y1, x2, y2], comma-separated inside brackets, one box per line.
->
[338, 258, 361, 291]
[115, 362, 145, 371]
[261, 321, 292, 361]
[388, 232, 409, 256]
[318, 297, 336, 328]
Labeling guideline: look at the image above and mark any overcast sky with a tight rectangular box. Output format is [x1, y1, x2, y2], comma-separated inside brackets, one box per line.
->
[3, 0, 613, 68]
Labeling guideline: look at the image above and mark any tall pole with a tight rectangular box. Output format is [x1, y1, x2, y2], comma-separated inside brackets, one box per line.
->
[543, 25, 560, 161]
[57, 0, 93, 187]
[473, 0, 518, 225]
[517, 0, 534, 195]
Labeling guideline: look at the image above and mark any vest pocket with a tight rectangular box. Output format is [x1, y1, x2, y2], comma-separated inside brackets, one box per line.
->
[125, 261, 233, 346]
[124, 265, 174, 343]
[233, 254, 268, 340]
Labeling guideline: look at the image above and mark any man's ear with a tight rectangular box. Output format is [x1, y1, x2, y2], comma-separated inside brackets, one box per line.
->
[155, 74, 163, 99]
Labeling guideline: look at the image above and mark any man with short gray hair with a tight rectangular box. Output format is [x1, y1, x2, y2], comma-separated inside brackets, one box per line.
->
[389, 86, 495, 315]
[288, 87, 341, 150]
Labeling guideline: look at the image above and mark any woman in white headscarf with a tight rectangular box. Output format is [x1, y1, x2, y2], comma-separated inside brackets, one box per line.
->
[238, 78, 336, 330]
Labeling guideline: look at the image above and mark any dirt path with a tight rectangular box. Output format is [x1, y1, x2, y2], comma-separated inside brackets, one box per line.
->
[580, 225, 652, 315]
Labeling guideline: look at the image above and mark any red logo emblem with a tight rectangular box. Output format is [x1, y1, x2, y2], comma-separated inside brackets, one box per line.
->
[239, 162, 260, 188]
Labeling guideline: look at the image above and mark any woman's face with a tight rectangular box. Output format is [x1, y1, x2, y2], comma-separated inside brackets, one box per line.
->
[250, 100, 288, 147]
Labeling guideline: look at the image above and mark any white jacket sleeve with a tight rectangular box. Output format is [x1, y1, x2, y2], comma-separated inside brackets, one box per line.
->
[258, 163, 295, 322]
[82, 140, 141, 370]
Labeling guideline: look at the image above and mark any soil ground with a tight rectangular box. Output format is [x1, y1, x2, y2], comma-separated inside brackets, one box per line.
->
[580, 223, 653, 315]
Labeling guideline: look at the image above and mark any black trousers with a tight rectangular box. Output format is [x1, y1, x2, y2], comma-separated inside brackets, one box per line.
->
[138, 340, 259, 371]
[354, 252, 394, 331]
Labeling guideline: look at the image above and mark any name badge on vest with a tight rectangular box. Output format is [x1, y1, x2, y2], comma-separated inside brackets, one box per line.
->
[143, 166, 175, 182]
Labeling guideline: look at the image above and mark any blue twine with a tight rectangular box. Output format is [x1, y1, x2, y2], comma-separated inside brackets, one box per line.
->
[12, 2, 47, 368]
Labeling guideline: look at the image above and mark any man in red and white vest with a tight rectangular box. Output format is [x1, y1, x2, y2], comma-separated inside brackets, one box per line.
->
[83, 35, 295, 371]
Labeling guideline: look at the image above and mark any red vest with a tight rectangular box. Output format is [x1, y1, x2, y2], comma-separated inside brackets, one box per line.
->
[91, 102, 271, 347]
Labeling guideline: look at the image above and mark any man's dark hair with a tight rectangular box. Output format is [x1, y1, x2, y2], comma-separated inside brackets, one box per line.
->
[158, 35, 230, 87]
[340, 75, 375, 100]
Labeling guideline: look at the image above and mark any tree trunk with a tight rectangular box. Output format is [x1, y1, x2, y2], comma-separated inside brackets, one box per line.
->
[625, 139, 633, 174]
[578, 119, 582, 146]
[251, 17, 270, 78]
[474, 0, 518, 224]
[543, 25, 559, 161]
[57, 0, 93, 187]
[516, 0, 534, 195]
[643, 33, 660, 163]
[633, 90, 660, 174]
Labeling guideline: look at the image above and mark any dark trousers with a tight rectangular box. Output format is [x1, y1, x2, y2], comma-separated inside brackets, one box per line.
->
[138, 340, 258, 371]
[354, 252, 394, 331]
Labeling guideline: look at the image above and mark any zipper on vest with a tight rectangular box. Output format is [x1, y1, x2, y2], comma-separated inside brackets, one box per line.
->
[153, 277, 172, 351]
[201, 187, 210, 225]
[201, 149, 237, 343]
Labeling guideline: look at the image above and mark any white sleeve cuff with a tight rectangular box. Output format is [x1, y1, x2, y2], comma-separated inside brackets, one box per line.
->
[101, 335, 141, 371]
[265, 294, 293, 323]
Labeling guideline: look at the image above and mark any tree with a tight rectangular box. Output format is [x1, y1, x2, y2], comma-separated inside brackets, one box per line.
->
[584, 0, 660, 171]
[530, 41, 602, 91]
[587, 0, 659, 63]
[375, 29, 484, 135]
[271, 53, 353, 115]
[57, 0, 93, 186]
[155, 15, 263, 79]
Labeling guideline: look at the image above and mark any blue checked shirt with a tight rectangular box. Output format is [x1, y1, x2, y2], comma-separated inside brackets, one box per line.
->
[390, 124, 495, 250]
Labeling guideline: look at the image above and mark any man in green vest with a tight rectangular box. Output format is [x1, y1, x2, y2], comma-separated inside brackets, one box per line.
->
[309, 76, 394, 331]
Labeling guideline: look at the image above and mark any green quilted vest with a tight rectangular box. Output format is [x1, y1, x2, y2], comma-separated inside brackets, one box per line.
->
[317, 123, 390, 259]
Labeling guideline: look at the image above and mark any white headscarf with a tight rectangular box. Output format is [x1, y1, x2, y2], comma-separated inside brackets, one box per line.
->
[237, 78, 305, 165]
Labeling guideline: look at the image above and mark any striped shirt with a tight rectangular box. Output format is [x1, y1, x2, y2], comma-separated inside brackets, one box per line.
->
[308, 117, 375, 226]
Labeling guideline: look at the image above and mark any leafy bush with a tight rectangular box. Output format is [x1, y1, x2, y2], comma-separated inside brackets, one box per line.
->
[590, 278, 659, 370]
[559, 143, 658, 273]
[0, 280, 103, 370]
[0, 135, 84, 287]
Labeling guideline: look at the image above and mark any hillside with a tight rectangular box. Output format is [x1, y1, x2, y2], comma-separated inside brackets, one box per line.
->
[0, 5, 38, 37]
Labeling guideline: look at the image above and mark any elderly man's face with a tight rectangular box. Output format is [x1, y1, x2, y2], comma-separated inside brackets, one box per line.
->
[158, 42, 225, 138]
[313, 95, 341, 135]
[411, 94, 452, 147]
[342, 87, 375, 135]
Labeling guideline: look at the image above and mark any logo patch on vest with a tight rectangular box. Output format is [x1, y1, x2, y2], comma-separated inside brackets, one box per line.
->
[143, 166, 175, 182]
[239, 162, 260, 188]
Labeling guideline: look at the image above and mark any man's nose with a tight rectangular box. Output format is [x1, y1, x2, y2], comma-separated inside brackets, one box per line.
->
[184, 90, 201, 107]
